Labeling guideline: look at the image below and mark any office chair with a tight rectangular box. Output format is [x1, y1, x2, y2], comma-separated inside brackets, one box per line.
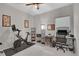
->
[56, 30, 68, 53]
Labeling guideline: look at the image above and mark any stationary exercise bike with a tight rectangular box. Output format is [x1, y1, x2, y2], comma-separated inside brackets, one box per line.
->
[11, 25, 30, 49]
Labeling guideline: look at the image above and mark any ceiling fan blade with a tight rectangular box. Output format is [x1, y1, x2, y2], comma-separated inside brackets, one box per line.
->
[25, 3, 33, 6]
[26, 3, 43, 6]
[37, 3, 43, 4]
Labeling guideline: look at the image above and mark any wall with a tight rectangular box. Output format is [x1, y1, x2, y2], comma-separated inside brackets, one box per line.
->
[0, 4, 34, 49]
[33, 15, 41, 34]
[33, 4, 74, 36]
[73, 4, 79, 55]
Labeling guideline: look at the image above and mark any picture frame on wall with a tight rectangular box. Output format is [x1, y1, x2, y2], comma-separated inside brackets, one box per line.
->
[24, 20, 29, 28]
[2, 15, 11, 27]
[47, 24, 55, 30]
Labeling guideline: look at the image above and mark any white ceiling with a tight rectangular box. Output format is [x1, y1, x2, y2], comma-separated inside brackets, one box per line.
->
[6, 3, 71, 16]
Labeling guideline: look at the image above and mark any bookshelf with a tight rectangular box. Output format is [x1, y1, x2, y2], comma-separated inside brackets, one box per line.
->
[31, 28, 36, 41]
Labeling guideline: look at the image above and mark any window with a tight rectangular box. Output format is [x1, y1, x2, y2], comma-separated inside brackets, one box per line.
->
[41, 24, 45, 30]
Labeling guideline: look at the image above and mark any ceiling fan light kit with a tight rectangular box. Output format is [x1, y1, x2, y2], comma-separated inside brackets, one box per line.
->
[32, 4, 39, 10]
[26, 3, 42, 10]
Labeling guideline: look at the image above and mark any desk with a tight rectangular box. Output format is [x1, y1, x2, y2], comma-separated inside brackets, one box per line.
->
[44, 36, 53, 46]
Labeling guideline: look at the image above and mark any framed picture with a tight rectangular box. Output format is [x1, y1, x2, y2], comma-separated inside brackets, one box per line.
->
[24, 20, 29, 28]
[2, 15, 11, 27]
[47, 24, 55, 30]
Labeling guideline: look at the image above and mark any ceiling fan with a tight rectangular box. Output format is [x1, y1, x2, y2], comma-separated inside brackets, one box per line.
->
[25, 3, 43, 10]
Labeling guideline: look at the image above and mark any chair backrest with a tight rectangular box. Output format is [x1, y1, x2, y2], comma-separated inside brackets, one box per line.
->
[56, 30, 67, 44]
[57, 30, 68, 35]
